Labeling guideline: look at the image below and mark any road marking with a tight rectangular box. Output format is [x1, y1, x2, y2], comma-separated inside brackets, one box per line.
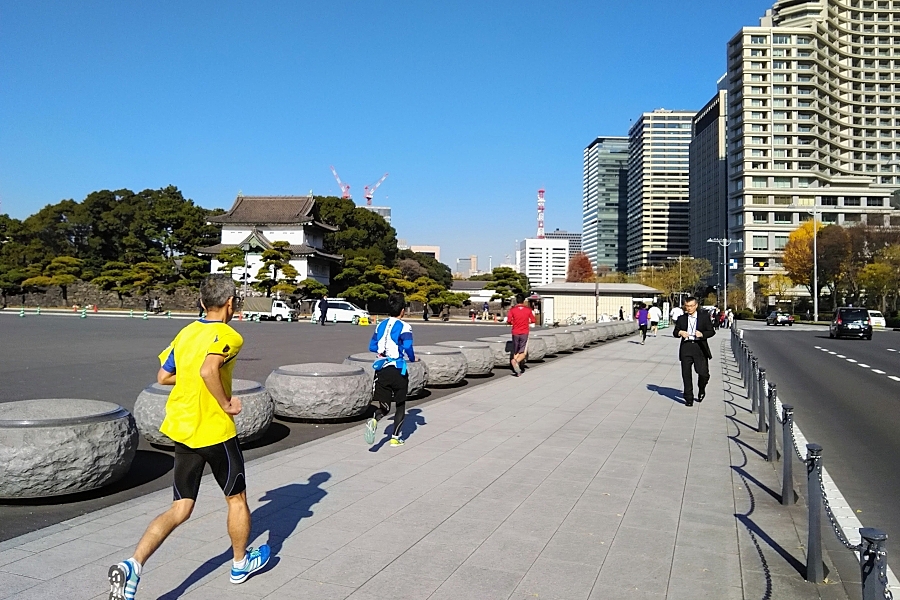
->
[847, 359, 857, 363]
[837, 354, 846, 358]
[889, 349, 897, 352]
[815, 345, 821, 349]
[859, 363, 870, 368]
[873, 369, 885, 374]
[829, 351, 837, 355]
[891, 376, 900, 382]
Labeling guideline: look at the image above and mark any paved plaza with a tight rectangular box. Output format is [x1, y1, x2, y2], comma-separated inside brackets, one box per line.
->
[0, 330, 850, 599]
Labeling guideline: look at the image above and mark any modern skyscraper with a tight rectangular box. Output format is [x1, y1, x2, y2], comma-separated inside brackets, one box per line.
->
[518, 238, 569, 286]
[690, 86, 729, 291]
[545, 229, 583, 260]
[626, 110, 695, 271]
[582, 136, 629, 272]
[726, 0, 899, 305]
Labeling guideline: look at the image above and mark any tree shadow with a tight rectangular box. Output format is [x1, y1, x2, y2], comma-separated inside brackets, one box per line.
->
[646, 384, 685, 405]
[157, 472, 331, 600]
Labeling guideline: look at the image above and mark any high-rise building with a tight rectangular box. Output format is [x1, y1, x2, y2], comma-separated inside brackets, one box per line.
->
[582, 136, 629, 272]
[690, 85, 729, 290]
[518, 238, 569, 287]
[726, 1, 899, 305]
[544, 229, 583, 260]
[626, 109, 695, 271]
[362, 205, 391, 224]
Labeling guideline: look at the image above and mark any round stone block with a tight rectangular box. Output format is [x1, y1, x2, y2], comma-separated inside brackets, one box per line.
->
[550, 331, 576, 352]
[343, 353, 428, 398]
[525, 335, 547, 361]
[475, 336, 512, 367]
[267, 363, 371, 420]
[531, 331, 559, 355]
[134, 379, 273, 445]
[595, 324, 613, 341]
[416, 346, 468, 386]
[563, 328, 587, 349]
[435, 341, 494, 375]
[613, 321, 626, 336]
[0, 399, 138, 499]
[574, 325, 597, 345]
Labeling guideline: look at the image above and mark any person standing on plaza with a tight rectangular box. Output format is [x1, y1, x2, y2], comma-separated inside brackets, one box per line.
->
[648, 303, 662, 337]
[672, 296, 716, 407]
[507, 293, 536, 376]
[618, 306, 624, 321]
[637, 303, 649, 344]
[107, 274, 269, 600]
[317, 294, 329, 326]
[482, 301, 490, 321]
[365, 293, 417, 447]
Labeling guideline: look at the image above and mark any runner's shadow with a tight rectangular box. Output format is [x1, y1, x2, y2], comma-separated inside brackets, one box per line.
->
[369, 408, 427, 452]
[157, 472, 331, 599]
[646, 384, 686, 405]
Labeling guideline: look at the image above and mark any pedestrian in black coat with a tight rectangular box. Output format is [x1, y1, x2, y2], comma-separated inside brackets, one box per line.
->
[672, 297, 716, 406]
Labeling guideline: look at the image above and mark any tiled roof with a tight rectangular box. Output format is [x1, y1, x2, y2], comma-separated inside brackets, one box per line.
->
[209, 195, 325, 225]
[197, 229, 342, 261]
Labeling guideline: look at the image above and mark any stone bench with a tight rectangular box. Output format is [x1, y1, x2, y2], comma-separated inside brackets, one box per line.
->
[0, 399, 138, 499]
[435, 341, 494, 375]
[134, 379, 274, 446]
[524, 335, 547, 361]
[561, 328, 588, 349]
[415, 346, 468, 386]
[531, 331, 559, 355]
[342, 353, 428, 398]
[475, 336, 512, 367]
[266, 363, 371, 419]
[546, 330, 576, 353]
[595, 323, 614, 341]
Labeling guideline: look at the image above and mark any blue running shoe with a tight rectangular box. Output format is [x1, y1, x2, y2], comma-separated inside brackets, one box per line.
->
[108, 560, 140, 600]
[230, 545, 271, 584]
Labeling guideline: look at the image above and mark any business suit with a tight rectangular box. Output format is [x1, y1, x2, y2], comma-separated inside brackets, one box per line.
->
[672, 310, 716, 406]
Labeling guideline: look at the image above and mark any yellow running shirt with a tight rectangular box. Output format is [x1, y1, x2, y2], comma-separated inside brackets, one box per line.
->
[158, 320, 243, 448]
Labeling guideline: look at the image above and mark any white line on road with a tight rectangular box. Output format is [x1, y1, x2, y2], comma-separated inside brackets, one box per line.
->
[847, 359, 858, 363]
[890, 376, 900, 382]
[837, 354, 846, 358]
[873, 369, 885, 374]
[829, 351, 837, 355]
[889, 349, 897, 352]
[859, 363, 870, 368]
[815, 345, 821, 349]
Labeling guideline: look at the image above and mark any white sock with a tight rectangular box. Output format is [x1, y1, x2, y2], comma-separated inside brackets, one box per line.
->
[126, 558, 142, 576]
[233, 555, 248, 569]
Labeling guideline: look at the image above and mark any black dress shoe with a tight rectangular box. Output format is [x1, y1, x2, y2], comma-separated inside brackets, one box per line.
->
[697, 391, 705, 402]
[684, 399, 694, 406]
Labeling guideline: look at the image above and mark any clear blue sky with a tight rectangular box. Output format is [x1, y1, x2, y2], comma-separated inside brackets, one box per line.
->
[0, 0, 773, 271]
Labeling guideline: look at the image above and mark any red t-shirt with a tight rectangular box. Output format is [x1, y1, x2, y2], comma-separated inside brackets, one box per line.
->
[507, 305, 536, 335]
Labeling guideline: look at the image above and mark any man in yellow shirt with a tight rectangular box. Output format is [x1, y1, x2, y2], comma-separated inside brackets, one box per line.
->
[108, 275, 269, 600]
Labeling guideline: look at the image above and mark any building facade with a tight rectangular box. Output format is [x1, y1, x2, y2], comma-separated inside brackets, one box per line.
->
[518, 238, 569, 287]
[362, 205, 391, 224]
[582, 136, 629, 272]
[726, 0, 899, 305]
[544, 229, 583, 260]
[626, 110, 695, 271]
[689, 87, 729, 291]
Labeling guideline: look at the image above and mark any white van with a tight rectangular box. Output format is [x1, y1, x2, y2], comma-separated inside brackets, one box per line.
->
[312, 298, 370, 324]
[868, 310, 886, 328]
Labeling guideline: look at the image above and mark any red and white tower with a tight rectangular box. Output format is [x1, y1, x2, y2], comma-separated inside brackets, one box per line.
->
[536, 189, 545, 239]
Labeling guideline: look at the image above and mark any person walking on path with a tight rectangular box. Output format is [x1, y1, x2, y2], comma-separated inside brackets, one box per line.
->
[670, 303, 684, 324]
[637, 304, 649, 344]
[648, 303, 662, 337]
[618, 306, 624, 321]
[317, 294, 329, 326]
[107, 274, 269, 600]
[672, 296, 716, 407]
[365, 293, 417, 447]
[507, 293, 536, 377]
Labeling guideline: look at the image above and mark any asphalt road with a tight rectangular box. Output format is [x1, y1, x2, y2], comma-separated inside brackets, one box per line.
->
[0, 312, 534, 541]
[741, 320, 900, 547]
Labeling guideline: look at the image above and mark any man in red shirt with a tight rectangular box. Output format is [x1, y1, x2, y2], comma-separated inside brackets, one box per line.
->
[507, 293, 536, 376]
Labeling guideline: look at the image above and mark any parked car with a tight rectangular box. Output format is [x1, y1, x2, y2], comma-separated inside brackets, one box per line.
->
[312, 298, 370, 324]
[241, 297, 297, 322]
[765, 311, 794, 326]
[868, 310, 886, 328]
[829, 307, 873, 340]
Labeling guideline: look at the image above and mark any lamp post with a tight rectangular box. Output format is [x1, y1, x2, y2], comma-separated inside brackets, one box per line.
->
[665, 255, 684, 306]
[707, 237, 742, 312]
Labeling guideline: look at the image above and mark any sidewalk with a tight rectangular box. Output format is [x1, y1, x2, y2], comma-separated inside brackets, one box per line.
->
[0, 331, 843, 599]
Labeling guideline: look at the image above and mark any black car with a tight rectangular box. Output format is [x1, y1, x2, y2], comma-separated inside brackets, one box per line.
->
[829, 307, 873, 340]
[766, 311, 794, 326]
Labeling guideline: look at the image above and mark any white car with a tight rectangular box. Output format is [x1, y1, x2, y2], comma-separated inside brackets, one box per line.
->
[313, 298, 370, 323]
[868, 310, 886, 328]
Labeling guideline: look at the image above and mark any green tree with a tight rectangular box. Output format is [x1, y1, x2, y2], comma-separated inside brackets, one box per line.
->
[21, 256, 84, 304]
[295, 277, 328, 299]
[859, 262, 893, 313]
[314, 196, 398, 266]
[485, 267, 530, 304]
[396, 249, 452, 288]
[255, 241, 294, 297]
[215, 247, 246, 274]
[92, 261, 133, 307]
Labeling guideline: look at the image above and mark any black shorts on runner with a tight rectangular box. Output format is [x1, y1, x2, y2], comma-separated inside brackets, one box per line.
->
[511, 333, 529, 354]
[172, 437, 246, 501]
[650, 321, 659, 327]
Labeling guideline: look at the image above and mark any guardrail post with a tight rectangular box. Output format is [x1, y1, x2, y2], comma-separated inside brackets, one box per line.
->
[737, 341, 744, 374]
[860, 528, 890, 600]
[781, 404, 795, 505]
[806, 444, 824, 583]
[757, 369, 767, 433]
[750, 357, 759, 413]
[767, 383, 778, 462]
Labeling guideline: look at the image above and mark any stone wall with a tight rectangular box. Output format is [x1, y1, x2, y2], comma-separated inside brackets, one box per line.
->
[2, 281, 202, 311]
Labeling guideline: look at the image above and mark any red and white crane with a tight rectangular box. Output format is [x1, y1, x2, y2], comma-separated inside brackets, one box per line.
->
[330, 166, 351, 199]
[364, 173, 389, 206]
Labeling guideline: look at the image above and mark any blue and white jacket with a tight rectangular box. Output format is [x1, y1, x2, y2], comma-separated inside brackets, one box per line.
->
[369, 317, 416, 375]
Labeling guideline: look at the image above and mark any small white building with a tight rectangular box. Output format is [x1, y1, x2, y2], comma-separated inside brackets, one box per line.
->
[199, 194, 341, 286]
[532, 282, 660, 326]
[518, 238, 569, 286]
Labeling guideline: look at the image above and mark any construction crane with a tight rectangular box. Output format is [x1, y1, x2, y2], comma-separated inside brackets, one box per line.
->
[363, 173, 389, 206]
[330, 166, 351, 199]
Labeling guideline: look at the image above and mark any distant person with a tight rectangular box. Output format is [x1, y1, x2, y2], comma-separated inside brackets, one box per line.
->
[672, 296, 716, 407]
[152, 297, 160, 314]
[507, 293, 536, 377]
[441, 304, 450, 321]
[618, 306, 624, 321]
[107, 275, 268, 600]
[144, 296, 151, 312]
[422, 304, 429, 321]
[648, 304, 663, 337]
[670, 304, 684, 323]
[637, 303, 649, 344]
[196, 298, 204, 318]
[482, 301, 490, 321]
[317, 294, 329, 326]
[365, 293, 417, 447]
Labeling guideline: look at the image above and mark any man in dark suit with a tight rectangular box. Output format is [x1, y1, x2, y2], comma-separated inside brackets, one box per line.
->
[672, 297, 715, 406]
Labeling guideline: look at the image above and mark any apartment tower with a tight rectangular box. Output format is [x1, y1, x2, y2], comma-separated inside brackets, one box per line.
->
[582, 136, 629, 272]
[726, 0, 899, 305]
[626, 110, 695, 271]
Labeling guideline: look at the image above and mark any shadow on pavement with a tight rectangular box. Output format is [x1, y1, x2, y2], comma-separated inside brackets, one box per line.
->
[158, 472, 331, 600]
[646, 384, 685, 405]
[369, 407, 428, 451]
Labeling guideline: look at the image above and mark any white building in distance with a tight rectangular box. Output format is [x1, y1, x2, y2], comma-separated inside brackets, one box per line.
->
[518, 238, 569, 287]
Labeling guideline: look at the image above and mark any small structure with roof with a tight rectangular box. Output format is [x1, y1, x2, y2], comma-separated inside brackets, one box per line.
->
[532, 282, 660, 326]
[198, 193, 342, 285]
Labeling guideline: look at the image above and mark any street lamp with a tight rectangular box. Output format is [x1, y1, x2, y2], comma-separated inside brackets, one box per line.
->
[665, 255, 684, 305]
[707, 237, 742, 313]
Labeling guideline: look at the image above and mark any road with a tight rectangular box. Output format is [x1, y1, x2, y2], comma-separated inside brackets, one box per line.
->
[741, 320, 900, 547]
[0, 313, 528, 541]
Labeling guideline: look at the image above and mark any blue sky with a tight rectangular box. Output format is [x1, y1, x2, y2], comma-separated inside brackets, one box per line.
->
[0, 0, 773, 271]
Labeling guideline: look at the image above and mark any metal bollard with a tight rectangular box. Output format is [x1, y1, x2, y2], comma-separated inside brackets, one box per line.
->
[757, 369, 767, 433]
[781, 404, 795, 505]
[767, 383, 778, 462]
[750, 358, 759, 413]
[859, 528, 890, 600]
[806, 444, 824, 583]
[745, 352, 754, 391]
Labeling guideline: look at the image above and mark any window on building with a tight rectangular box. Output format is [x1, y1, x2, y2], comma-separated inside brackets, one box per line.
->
[753, 236, 769, 250]
[844, 196, 862, 206]
[774, 212, 793, 224]
[752, 195, 769, 204]
[752, 176, 767, 188]
[753, 212, 768, 223]
[774, 235, 789, 250]
[822, 212, 838, 223]
[774, 149, 789, 158]
[774, 177, 791, 188]
[774, 34, 791, 44]
[797, 177, 812, 188]
[774, 136, 789, 144]
[866, 197, 885, 206]
[774, 195, 792, 205]
[821, 196, 838, 206]
[751, 35, 768, 44]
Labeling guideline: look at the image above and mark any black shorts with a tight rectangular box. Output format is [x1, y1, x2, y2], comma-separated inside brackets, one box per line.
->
[374, 365, 409, 406]
[173, 437, 246, 501]
[511, 333, 528, 354]
[650, 321, 658, 327]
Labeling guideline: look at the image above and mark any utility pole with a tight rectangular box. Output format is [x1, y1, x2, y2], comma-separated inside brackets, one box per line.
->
[707, 237, 742, 312]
